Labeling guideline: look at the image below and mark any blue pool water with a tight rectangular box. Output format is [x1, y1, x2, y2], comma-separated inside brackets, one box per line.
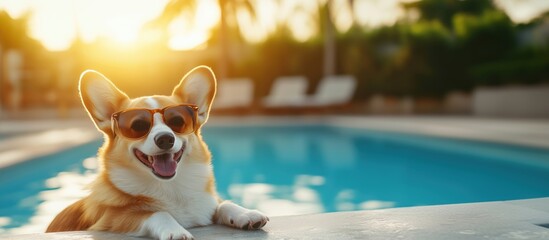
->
[1, 125, 549, 233]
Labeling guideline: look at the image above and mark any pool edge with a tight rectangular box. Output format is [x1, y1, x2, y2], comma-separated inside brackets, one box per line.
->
[206, 116, 549, 149]
[5, 197, 549, 239]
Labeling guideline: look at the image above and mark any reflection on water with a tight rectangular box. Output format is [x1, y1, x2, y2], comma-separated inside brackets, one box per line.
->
[4, 157, 97, 235]
[205, 125, 549, 215]
[10, 170, 96, 234]
[0, 142, 101, 235]
[228, 178, 325, 216]
[2, 125, 549, 234]
[207, 126, 399, 216]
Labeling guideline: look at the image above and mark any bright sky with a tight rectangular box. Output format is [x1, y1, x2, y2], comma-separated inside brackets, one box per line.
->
[0, 0, 170, 50]
[495, 0, 549, 23]
[0, 0, 548, 51]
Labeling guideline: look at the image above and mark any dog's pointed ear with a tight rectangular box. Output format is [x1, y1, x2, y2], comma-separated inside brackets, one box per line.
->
[79, 70, 129, 134]
[172, 66, 217, 125]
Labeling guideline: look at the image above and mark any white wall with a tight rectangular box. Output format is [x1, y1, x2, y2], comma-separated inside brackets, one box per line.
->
[473, 85, 549, 118]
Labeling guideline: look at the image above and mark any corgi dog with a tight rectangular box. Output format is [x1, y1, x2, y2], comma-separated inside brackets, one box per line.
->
[46, 66, 268, 239]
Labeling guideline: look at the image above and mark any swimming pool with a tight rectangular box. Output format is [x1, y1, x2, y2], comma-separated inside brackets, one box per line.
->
[1, 124, 549, 234]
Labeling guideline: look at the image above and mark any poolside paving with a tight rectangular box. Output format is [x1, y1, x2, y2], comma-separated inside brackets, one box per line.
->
[0, 119, 100, 169]
[6, 197, 549, 239]
[208, 116, 549, 149]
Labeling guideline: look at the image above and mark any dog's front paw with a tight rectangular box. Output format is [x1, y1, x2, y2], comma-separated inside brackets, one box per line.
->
[157, 226, 194, 240]
[216, 201, 270, 230]
[140, 212, 194, 240]
[233, 210, 269, 230]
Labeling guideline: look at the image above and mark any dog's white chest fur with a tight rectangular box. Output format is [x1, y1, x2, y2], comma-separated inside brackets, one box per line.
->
[163, 191, 217, 227]
[110, 161, 218, 227]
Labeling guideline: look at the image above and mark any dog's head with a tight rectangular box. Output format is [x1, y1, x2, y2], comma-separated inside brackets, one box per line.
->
[79, 66, 216, 181]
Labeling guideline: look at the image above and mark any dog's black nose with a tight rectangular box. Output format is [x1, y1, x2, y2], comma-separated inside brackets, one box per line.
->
[155, 132, 175, 150]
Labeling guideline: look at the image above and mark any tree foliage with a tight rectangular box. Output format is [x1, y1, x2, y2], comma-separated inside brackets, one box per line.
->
[2, 1, 549, 103]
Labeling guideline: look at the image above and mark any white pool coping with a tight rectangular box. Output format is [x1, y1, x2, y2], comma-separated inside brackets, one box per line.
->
[7, 198, 549, 239]
[207, 116, 549, 149]
[1, 116, 549, 239]
[0, 119, 101, 169]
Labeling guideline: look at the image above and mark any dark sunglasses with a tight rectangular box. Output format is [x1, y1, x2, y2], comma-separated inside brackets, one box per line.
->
[112, 104, 199, 139]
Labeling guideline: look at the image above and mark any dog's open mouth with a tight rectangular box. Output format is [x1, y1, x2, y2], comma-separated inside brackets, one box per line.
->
[134, 146, 184, 179]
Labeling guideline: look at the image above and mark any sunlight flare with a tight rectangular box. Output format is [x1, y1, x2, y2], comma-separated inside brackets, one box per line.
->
[353, 0, 405, 28]
[168, 0, 220, 50]
[237, 1, 278, 43]
[1, 0, 168, 51]
[2, 0, 549, 51]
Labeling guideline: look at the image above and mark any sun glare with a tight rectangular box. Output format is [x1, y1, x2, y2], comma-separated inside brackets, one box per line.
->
[353, 0, 405, 28]
[0, 0, 30, 19]
[280, 2, 320, 42]
[27, 0, 76, 51]
[74, 0, 168, 48]
[331, 0, 353, 32]
[0, 0, 168, 51]
[237, 1, 278, 43]
[495, 0, 549, 23]
[107, 17, 141, 45]
[168, 0, 220, 50]
[2, 0, 549, 51]
[169, 26, 209, 51]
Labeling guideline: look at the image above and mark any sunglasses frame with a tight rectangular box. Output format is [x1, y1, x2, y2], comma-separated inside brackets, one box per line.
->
[111, 104, 199, 139]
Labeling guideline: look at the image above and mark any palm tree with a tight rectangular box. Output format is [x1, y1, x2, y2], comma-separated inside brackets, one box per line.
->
[400, 0, 494, 29]
[321, 1, 336, 77]
[151, 0, 256, 80]
[216, 0, 256, 79]
[306, 0, 355, 77]
[284, 0, 354, 77]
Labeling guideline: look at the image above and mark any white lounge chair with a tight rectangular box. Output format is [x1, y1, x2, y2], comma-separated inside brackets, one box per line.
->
[262, 76, 308, 107]
[213, 78, 254, 110]
[303, 75, 356, 107]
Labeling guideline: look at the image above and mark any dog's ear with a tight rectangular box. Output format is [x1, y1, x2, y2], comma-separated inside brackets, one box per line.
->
[172, 66, 217, 125]
[79, 70, 129, 134]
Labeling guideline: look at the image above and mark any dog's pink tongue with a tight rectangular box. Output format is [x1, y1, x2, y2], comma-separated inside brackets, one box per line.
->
[152, 153, 177, 177]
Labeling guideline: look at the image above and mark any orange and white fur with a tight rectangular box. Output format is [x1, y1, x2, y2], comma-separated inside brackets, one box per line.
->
[46, 66, 268, 239]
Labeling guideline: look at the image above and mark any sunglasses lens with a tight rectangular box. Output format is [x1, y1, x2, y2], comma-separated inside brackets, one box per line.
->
[117, 109, 152, 138]
[164, 105, 196, 134]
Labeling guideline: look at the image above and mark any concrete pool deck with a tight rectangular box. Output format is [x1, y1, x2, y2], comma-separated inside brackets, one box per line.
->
[7, 197, 549, 239]
[1, 116, 549, 239]
[208, 116, 549, 149]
